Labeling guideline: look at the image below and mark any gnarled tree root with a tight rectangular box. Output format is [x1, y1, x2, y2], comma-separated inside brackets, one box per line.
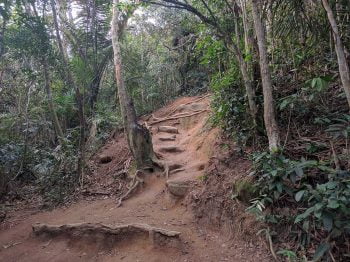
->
[32, 222, 181, 248]
[152, 157, 170, 179]
[116, 170, 143, 207]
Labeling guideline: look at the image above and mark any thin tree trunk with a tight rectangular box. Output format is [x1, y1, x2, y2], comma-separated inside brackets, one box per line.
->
[224, 0, 258, 124]
[0, 1, 11, 58]
[14, 82, 33, 180]
[322, 0, 350, 109]
[226, 38, 258, 124]
[240, 0, 250, 54]
[251, 0, 280, 151]
[43, 59, 64, 143]
[111, 0, 156, 169]
[234, 0, 260, 127]
[50, 0, 86, 179]
[56, 0, 70, 60]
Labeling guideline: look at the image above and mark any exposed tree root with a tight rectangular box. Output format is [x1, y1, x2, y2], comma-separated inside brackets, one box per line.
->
[170, 168, 185, 175]
[152, 158, 170, 180]
[169, 163, 183, 170]
[149, 110, 209, 125]
[32, 222, 181, 248]
[113, 158, 132, 178]
[116, 170, 143, 207]
[81, 190, 110, 196]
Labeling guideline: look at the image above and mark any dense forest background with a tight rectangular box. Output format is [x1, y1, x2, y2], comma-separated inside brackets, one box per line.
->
[1, 0, 350, 260]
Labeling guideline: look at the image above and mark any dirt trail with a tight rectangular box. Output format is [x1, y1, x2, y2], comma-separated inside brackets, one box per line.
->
[0, 95, 270, 262]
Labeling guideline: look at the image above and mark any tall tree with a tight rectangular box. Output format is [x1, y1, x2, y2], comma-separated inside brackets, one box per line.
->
[322, 0, 350, 109]
[111, 0, 156, 169]
[251, 0, 280, 150]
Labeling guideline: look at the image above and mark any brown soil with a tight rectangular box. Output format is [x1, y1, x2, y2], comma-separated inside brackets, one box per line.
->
[0, 95, 272, 262]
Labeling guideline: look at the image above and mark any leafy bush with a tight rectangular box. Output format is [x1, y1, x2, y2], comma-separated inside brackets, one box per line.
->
[211, 67, 255, 146]
[36, 144, 79, 207]
[250, 152, 350, 260]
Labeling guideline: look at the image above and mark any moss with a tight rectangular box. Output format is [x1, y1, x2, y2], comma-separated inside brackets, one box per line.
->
[232, 180, 258, 203]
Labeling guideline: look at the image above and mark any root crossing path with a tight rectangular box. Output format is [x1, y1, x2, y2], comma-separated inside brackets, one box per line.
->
[0, 95, 270, 262]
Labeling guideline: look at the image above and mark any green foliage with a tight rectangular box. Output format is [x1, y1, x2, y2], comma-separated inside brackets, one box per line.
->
[211, 67, 255, 146]
[276, 249, 297, 261]
[326, 114, 350, 140]
[232, 180, 257, 203]
[34, 144, 79, 207]
[6, 10, 51, 58]
[251, 151, 350, 260]
[195, 35, 225, 66]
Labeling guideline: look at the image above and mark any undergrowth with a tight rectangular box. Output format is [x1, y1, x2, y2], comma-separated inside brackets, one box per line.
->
[248, 124, 350, 261]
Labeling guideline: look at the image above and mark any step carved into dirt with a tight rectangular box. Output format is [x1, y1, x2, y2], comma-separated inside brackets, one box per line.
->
[33, 222, 181, 248]
[169, 163, 184, 170]
[158, 126, 179, 134]
[159, 146, 184, 153]
[159, 135, 176, 142]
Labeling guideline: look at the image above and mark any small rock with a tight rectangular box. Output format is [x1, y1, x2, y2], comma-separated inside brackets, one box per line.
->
[166, 180, 191, 197]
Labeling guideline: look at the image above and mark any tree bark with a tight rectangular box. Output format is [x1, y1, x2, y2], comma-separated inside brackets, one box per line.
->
[111, 0, 156, 169]
[251, 0, 280, 151]
[322, 0, 350, 109]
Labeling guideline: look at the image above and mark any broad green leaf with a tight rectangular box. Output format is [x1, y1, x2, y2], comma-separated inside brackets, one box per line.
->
[322, 213, 333, 231]
[294, 167, 304, 177]
[295, 190, 305, 202]
[327, 200, 339, 209]
[295, 206, 315, 223]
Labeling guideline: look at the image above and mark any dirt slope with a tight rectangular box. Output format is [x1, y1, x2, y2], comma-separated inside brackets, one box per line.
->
[0, 95, 271, 262]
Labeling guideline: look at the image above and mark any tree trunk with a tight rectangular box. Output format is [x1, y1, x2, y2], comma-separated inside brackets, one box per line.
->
[224, 1, 257, 125]
[43, 59, 64, 143]
[322, 0, 350, 109]
[251, 0, 280, 151]
[56, 0, 70, 60]
[0, 1, 11, 58]
[111, 0, 155, 169]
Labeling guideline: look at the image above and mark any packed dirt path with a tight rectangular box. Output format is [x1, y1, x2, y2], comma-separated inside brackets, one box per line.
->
[0, 95, 270, 262]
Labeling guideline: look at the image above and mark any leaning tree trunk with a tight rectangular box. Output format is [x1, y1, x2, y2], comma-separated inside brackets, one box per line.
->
[111, 0, 155, 169]
[251, 0, 280, 151]
[322, 0, 350, 109]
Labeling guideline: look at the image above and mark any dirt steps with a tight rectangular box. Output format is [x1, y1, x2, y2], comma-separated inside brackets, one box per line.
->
[0, 95, 272, 262]
[152, 104, 212, 199]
